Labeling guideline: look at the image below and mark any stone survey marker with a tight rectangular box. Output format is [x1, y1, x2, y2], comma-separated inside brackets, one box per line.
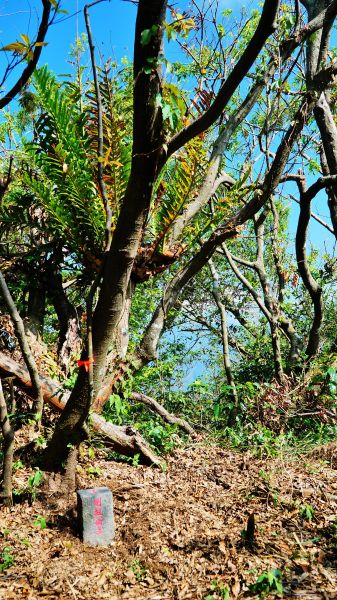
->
[77, 487, 115, 546]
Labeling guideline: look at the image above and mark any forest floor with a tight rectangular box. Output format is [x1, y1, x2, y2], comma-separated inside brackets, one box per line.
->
[1, 440, 337, 600]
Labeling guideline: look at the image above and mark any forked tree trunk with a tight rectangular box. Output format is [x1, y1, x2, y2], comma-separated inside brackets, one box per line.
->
[42, 0, 168, 469]
[0, 351, 161, 467]
[42, 0, 306, 471]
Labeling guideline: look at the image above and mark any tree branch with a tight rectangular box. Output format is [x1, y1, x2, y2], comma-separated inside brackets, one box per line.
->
[0, 0, 51, 109]
[131, 392, 195, 435]
[295, 176, 323, 357]
[166, 1, 280, 158]
[0, 271, 44, 417]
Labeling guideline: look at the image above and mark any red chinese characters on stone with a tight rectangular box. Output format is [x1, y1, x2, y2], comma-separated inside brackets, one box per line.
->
[93, 496, 103, 535]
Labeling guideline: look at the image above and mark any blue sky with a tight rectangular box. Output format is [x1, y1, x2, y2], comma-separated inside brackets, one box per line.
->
[0, 0, 136, 76]
[0, 1, 251, 77]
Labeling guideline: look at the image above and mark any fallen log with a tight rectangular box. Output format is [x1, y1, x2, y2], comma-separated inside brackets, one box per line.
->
[131, 391, 195, 436]
[0, 351, 161, 467]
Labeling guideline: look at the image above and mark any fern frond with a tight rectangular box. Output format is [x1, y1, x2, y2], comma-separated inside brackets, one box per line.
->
[148, 135, 207, 250]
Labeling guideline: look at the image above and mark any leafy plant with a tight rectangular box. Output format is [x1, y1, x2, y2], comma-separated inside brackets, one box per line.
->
[27, 467, 44, 500]
[0, 547, 15, 572]
[129, 559, 147, 582]
[12, 459, 24, 471]
[250, 569, 283, 598]
[299, 503, 315, 522]
[34, 515, 47, 529]
[86, 465, 102, 478]
[106, 394, 131, 425]
[204, 580, 230, 599]
[140, 420, 178, 453]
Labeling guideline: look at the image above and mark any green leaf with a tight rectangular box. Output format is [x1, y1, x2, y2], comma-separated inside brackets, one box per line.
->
[34, 516, 47, 529]
[140, 25, 159, 47]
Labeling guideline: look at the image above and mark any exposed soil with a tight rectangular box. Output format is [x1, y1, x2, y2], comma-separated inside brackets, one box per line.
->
[1, 442, 337, 599]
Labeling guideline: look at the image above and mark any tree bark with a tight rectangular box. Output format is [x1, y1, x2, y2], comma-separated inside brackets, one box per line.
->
[0, 378, 14, 507]
[0, 351, 161, 467]
[0, 271, 44, 417]
[26, 279, 45, 340]
[45, 257, 81, 375]
[131, 391, 195, 435]
[295, 178, 323, 357]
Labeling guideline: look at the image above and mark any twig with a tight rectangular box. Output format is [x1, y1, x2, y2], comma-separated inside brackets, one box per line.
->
[0, 270, 43, 418]
[84, 0, 112, 250]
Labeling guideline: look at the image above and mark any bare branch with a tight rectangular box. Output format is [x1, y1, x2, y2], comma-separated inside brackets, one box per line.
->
[0, 271, 43, 417]
[131, 392, 195, 435]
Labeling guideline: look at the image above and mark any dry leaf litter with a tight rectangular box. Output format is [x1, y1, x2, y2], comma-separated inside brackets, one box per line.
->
[1, 444, 337, 599]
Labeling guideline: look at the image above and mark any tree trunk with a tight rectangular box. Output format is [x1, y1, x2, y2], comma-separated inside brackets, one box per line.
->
[45, 257, 81, 375]
[0, 351, 161, 467]
[26, 279, 45, 340]
[295, 181, 323, 357]
[0, 378, 14, 507]
[42, 0, 168, 469]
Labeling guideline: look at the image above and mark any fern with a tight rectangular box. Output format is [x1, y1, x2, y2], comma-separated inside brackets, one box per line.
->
[148, 135, 207, 250]
[85, 62, 133, 228]
[20, 67, 106, 259]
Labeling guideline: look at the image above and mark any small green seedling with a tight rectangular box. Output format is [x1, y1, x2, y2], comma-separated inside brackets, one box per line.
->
[0, 547, 15, 572]
[129, 559, 147, 582]
[12, 459, 24, 472]
[86, 465, 102, 478]
[27, 467, 43, 500]
[299, 503, 315, 522]
[20, 537, 31, 547]
[250, 569, 283, 598]
[204, 580, 230, 600]
[35, 435, 46, 448]
[34, 515, 47, 529]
